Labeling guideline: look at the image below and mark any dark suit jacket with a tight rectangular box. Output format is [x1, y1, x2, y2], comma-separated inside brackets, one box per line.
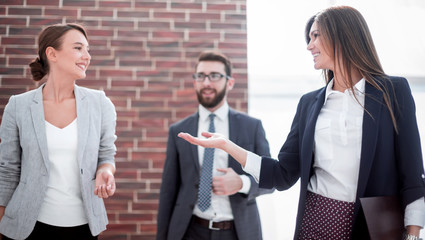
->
[259, 76, 425, 240]
[157, 108, 273, 240]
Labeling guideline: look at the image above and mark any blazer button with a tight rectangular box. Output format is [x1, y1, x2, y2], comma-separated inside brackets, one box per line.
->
[195, 184, 199, 188]
[189, 204, 194, 210]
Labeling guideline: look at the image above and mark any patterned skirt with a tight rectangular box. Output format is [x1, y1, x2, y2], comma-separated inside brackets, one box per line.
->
[299, 191, 355, 240]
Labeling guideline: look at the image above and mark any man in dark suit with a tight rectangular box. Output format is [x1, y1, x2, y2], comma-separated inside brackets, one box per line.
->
[156, 51, 273, 240]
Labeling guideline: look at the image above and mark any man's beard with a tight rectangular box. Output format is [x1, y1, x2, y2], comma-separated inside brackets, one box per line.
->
[196, 86, 226, 109]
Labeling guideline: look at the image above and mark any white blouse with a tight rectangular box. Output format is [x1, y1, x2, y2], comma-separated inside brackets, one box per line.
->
[37, 119, 88, 226]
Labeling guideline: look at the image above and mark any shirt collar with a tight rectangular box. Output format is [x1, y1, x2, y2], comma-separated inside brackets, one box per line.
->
[198, 102, 229, 123]
[323, 78, 365, 105]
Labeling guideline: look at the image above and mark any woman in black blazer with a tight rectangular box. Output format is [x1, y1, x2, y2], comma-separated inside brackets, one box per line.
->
[179, 6, 425, 240]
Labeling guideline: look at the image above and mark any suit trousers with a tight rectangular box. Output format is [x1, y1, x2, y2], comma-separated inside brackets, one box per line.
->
[183, 217, 238, 240]
[2, 221, 98, 240]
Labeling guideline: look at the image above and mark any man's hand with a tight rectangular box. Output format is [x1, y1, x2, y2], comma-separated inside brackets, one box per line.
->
[212, 168, 242, 196]
[94, 165, 116, 198]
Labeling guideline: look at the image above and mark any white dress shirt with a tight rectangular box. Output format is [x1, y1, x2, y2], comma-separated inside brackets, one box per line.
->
[244, 79, 425, 227]
[193, 102, 251, 221]
[38, 119, 88, 226]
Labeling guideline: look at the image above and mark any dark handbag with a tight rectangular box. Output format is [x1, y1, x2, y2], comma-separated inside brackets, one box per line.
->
[360, 196, 404, 240]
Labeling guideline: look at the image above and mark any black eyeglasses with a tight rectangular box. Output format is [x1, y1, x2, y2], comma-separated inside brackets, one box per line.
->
[192, 72, 229, 82]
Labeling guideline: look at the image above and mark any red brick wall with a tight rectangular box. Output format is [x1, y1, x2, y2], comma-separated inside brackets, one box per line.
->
[0, 1, 247, 239]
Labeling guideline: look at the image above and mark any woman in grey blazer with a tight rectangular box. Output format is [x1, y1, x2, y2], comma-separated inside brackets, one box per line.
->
[0, 23, 117, 240]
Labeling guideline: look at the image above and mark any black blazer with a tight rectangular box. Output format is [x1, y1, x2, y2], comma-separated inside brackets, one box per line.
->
[259, 76, 425, 239]
[157, 108, 273, 240]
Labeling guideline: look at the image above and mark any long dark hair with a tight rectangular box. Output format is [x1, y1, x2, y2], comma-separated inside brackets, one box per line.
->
[305, 6, 398, 133]
[29, 23, 88, 81]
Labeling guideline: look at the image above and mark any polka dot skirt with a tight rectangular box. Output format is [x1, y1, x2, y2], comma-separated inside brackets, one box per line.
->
[299, 191, 355, 240]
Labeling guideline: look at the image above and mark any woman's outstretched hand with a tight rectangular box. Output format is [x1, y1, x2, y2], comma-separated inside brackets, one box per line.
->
[178, 132, 228, 150]
[178, 131, 248, 167]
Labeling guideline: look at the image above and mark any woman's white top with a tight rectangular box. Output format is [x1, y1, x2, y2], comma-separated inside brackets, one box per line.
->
[37, 119, 88, 226]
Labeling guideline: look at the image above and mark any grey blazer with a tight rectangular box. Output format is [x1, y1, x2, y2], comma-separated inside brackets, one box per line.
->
[157, 108, 274, 240]
[0, 84, 117, 240]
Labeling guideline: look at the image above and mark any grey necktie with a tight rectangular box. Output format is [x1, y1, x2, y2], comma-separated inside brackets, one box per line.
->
[197, 113, 216, 212]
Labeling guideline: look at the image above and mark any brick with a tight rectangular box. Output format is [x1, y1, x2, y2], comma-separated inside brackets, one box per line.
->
[0, 68, 24, 76]
[117, 10, 149, 18]
[27, 0, 59, 6]
[63, 0, 95, 7]
[2, 37, 35, 45]
[218, 42, 247, 49]
[100, 69, 133, 78]
[0, 0, 24, 5]
[132, 202, 158, 211]
[44, 8, 78, 17]
[0, 87, 26, 95]
[8, 57, 34, 65]
[174, 21, 205, 29]
[100, 1, 132, 8]
[134, 1, 167, 9]
[90, 58, 115, 67]
[153, 11, 185, 19]
[86, 29, 114, 37]
[182, 41, 214, 49]
[102, 20, 134, 28]
[136, 192, 160, 201]
[131, 119, 164, 128]
[115, 169, 138, 180]
[0, 17, 26, 25]
[115, 50, 146, 58]
[225, 32, 247, 40]
[155, 60, 186, 69]
[207, 3, 237, 11]
[211, 22, 243, 30]
[9, 27, 42, 36]
[131, 151, 165, 161]
[111, 40, 143, 48]
[138, 21, 170, 29]
[111, 79, 145, 87]
[82, 10, 114, 17]
[104, 223, 137, 233]
[29, 17, 62, 26]
[0, 77, 34, 86]
[8, 7, 42, 15]
[136, 71, 169, 78]
[119, 60, 151, 68]
[149, 50, 181, 58]
[116, 181, 147, 190]
[116, 161, 149, 170]
[131, 100, 163, 108]
[104, 201, 130, 211]
[117, 29, 149, 38]
[139, 172, 162, 180]
[152, 31, 184, 39]
[118, 213, 155, 222]
[225, 13, 246, 21]
[190, 12, 220, 20]
[189, 31, 220, 39]
[146, 40, 179, 48]
[170, 2, 202, 10]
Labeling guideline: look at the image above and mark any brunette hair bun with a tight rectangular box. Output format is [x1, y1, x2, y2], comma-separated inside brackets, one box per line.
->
[29, 57, 46, 81]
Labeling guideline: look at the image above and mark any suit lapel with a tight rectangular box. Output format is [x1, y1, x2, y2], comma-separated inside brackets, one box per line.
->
[187, 112, 200, 172]
[356, 82, 383, 199]
[227, 109, 240, 170]
[301, 88, 326, 181]
[30, 84, 50, 172]
[74, 85, 89, 168]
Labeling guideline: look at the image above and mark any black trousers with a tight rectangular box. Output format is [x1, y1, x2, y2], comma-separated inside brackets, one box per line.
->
[182, 217, 238, 240]
[2, 221, 97, 240]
